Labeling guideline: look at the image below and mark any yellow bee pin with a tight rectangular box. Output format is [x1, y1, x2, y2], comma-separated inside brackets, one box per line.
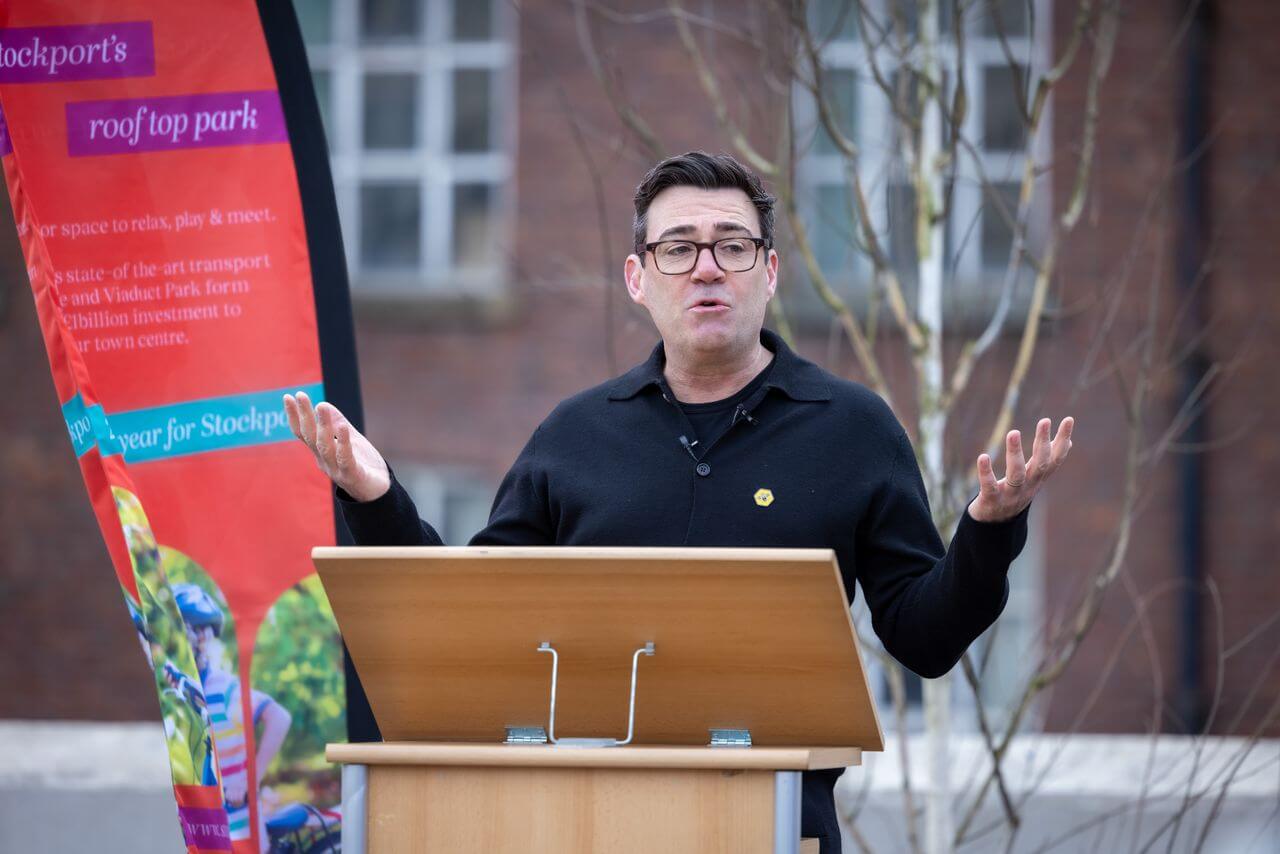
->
[754, 488, 774, 507]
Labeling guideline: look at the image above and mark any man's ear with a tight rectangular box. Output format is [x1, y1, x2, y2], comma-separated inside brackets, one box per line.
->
[764, 248, 779, 301]
[624, 254, 647, 306]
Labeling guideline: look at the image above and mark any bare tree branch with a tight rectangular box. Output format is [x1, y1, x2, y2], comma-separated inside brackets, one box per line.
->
[556, 87, 623, 376]
[667, 0, 777, 175]
[958, 654, 1020, 839]
[948, 0, 1097, 404]
[782, 184, 895, 404]
[980, 0, 1117, 460]
[792, 2, 927, 356]
[571, 0, 665, 159]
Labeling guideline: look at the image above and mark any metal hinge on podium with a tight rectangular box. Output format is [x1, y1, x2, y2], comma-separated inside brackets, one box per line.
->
[709, 728, 752, 747]
[504, 726, 549, 745]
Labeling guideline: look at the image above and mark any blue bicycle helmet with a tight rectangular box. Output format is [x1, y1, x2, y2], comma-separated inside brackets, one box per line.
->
[172, 583, 224, 637]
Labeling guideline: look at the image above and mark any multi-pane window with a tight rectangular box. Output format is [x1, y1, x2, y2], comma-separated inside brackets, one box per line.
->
[798, 0, 1048, 321]
[295, 0, 514, 295]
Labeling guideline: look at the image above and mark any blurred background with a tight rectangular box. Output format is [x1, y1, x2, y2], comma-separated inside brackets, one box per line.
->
[1, 1, 1277, 851]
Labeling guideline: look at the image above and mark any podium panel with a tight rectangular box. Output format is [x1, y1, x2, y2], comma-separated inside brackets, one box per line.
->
[329, 743, 854, 854]
[368, 765, 773, 853]
[314, 546, 883, 749]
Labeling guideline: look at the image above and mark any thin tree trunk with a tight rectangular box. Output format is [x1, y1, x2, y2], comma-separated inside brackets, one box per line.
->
[915, 2, 952, 852]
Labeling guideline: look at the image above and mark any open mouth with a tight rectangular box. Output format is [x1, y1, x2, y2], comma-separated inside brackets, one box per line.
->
[690, 299, 729, 312]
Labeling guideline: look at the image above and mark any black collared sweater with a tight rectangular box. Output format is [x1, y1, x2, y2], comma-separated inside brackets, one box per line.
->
[339, 329, 1029, 851]
[342, 329, 1027, 680]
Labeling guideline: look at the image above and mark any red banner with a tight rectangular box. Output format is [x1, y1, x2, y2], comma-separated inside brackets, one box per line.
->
[0, 3, 350, 851]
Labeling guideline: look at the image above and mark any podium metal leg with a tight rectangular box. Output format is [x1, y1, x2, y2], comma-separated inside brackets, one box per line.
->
[342, 763, 368, 854]
[773, 770, 802, 854]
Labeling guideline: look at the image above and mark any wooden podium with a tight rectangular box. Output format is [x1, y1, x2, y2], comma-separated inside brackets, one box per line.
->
[315, 547, 884, 854]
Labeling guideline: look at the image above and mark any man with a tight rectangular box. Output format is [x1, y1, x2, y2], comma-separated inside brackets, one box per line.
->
[284, 151, 1073, 852]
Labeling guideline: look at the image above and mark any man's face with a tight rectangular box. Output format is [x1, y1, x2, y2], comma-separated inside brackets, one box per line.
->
[625, 186, 778, 359]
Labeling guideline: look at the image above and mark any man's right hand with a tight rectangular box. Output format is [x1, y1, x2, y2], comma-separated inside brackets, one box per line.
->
[283, 391, 391, 503]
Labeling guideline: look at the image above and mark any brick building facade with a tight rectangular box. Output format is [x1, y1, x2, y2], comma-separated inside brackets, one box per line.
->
[1, 0, 1276, 738]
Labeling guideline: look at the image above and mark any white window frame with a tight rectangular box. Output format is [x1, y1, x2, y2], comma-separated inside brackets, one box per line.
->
[302, 0, 517, 298]
[795, 0, 1052, 313]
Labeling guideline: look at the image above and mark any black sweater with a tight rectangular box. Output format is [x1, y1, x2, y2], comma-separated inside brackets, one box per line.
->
[341, 330, 1028, 680]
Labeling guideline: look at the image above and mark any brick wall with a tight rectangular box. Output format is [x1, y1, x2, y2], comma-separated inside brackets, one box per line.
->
[1036, 0, 1279, 735]
[1, 0, 1275, 736]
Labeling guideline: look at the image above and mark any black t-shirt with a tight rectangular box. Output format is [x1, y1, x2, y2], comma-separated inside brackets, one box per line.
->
[675, 356, 775, 450]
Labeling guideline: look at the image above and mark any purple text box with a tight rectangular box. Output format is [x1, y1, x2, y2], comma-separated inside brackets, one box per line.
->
[66, 90, 288, 157]
[178, 805, 232, 851]
[0, 22, 154, 83]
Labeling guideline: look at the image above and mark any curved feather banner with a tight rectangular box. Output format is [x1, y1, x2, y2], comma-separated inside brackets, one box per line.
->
[0, 3, 362, 850]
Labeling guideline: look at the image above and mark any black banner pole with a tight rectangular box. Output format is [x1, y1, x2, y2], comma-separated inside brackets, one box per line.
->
[254, 0, 381, 744]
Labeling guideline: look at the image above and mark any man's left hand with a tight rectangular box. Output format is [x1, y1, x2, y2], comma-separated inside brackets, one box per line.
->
[968, 417, 1074, 523]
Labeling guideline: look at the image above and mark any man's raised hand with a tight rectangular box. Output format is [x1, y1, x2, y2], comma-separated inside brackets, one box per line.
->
[968, 417, 1074, 524]
[282, 391, 391, 503]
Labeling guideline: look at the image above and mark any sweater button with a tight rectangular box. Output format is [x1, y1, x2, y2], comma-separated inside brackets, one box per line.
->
[695, 462, 711, 477]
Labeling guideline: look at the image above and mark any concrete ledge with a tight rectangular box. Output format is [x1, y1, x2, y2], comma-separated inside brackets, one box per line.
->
[0, 720, 173, 790]
[0, 720, 182, 854]
[838, 732, 1280, 799]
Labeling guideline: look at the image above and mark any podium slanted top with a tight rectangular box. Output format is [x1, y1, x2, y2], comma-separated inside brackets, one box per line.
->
[314, 546, 884, 751]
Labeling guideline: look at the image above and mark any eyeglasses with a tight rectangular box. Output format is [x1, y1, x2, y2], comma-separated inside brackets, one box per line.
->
[644, 236, 767, 275]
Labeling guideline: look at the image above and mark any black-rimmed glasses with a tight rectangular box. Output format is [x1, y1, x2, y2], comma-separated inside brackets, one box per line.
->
[644, 236, 767, 274]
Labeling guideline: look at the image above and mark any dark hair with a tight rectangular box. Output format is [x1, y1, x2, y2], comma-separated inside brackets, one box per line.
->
[632, 151, 776, 258]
